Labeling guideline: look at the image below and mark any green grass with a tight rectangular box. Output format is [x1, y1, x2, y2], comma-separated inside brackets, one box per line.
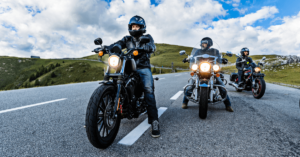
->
[262, 63, 300, 86]
[0, 57, 106, 90]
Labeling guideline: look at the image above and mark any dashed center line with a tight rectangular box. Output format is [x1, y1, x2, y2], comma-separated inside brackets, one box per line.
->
[158, 78, 165, 80]
[118, 107, 168, 146]
[0, 98, 67, 114]
[170, 91, 183, 100]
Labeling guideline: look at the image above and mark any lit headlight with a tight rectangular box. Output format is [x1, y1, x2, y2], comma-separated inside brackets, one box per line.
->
[213, 65, 220, 72]
[255, 67, 261, 72]
[108, 55, 120, 67]
[200, 62, 210, 72]
[191, 64, 198, 71]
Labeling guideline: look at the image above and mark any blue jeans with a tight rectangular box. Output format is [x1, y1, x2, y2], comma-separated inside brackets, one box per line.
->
[182, 77, 231, 107]
[238, 70, 243, 83]
[137, 68, 158, 122]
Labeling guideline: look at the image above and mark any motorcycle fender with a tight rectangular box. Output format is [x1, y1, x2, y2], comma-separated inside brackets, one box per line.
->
[99, 81, 114, 86]
[199, 83, 210, 87]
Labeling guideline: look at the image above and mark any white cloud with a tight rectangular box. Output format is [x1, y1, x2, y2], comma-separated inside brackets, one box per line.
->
[0, 0, 300, 58]
[221, 0, 240, 7]
[233, 8, 248, 14]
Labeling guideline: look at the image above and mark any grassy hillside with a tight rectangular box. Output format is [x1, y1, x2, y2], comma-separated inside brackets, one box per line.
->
[0, 57, 106, 90]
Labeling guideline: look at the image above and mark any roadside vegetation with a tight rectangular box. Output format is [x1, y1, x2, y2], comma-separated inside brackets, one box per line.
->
[0, 57, 106, 91]
[1, 43, 298, 91]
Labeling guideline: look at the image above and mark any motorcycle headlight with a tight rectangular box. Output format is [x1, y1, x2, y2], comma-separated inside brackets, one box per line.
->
[255, 67, 261, 72]
[213, 65, 220, 72]
[191, 64, 198, 71]
[200, 62, 210, 72]
[108, 55, 120, 67]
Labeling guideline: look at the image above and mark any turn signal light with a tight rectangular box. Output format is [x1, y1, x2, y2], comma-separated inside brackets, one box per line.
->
[190, 72, 194, 76]
[216, 73, 220, 77]
[133, 50, 139, 56]
[99, 51, 104, 56]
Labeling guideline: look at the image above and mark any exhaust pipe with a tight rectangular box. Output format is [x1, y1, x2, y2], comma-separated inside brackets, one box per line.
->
[229, 82, 244, 90]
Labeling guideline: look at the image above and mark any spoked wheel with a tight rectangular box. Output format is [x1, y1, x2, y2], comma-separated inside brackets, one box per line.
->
[252, 78, 266, 99]
[85, 85, 121, 149]
[199, 87, 208, 119]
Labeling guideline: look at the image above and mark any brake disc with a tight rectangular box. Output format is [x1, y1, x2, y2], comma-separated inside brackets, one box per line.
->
[104, 102, 117, 130]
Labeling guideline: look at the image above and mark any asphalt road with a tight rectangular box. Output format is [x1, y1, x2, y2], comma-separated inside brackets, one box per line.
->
[0, 72, 300, 156]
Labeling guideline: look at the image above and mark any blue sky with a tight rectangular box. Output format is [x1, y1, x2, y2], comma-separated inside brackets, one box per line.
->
[104, 0, 300, 28]
[217, 0, 300, 28]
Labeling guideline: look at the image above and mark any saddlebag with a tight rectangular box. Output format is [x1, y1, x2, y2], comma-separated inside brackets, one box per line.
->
[230, 73, 238, 81]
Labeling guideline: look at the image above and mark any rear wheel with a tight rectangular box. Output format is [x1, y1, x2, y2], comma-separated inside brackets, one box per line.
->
[252, 78, 266, 99]
[199, 87, 208, 119]
[85, 85, 121, 149]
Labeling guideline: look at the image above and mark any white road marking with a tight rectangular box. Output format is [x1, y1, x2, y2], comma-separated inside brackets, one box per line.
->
[159, 78, 165, 80]
[118, 107, 168, 146]
[170, 91, 183, 100]
[0, 98, 67, 114]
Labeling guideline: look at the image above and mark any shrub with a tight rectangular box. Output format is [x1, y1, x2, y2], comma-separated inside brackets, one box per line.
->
[35, 72, 40, 78]
[34, 79, 40, 86]
[51, 72, 57, 78]
[24, 82, 28, 88]
[152, 67, 156, 73]
[29, 74, 36, 81]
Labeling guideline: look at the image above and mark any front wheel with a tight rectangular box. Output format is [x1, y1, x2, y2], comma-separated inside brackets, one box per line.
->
[199, 87, 209, 119]
[252, 78, 266, 99]
[85, 85, 121, 149]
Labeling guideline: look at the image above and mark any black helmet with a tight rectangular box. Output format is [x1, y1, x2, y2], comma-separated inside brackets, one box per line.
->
[128, 15, 146, 37]
[240, 47, 250, 56]
[200, 37, 213, 51]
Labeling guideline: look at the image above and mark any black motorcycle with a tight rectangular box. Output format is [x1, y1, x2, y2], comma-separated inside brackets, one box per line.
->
[229, 56, 266, 99]
[85, 36, 158, 149]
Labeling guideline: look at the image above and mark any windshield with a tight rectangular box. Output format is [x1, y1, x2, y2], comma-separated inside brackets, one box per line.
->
[188, 41, 221, 68]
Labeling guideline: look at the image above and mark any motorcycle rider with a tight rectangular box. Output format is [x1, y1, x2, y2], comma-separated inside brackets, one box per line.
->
[235, 47, 254, 87]
[182, 37, 234, 112]
[105, 15, 160, 138]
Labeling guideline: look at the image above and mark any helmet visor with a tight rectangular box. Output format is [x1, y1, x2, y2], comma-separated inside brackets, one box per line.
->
[201, 40, 209, 44]
[201, 40, 209, 49]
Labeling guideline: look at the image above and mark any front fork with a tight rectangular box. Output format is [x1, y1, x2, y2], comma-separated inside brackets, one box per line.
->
[210, 76, 215, 102]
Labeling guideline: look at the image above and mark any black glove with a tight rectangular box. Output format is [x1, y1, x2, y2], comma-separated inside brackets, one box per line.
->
[92, 47, 101, 53]
[142, 43, 152, 52]
[112, 44, 122, 53]
[182, 58, 188, 63]
[222, 58, 228, 64]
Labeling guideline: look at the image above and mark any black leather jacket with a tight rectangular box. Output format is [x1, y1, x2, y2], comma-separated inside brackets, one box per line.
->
[236, 56, 254, 71]
[108, 34, 156, 69]
[193, 48, 222, 63]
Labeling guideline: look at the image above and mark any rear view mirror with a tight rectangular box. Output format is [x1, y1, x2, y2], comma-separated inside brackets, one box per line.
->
[94, 38, 102, 45]
[179, 50, 186, 55]
[262, 56, 266, 61]
[226, 51, 233, 57]
[139, 36, 150, 44]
